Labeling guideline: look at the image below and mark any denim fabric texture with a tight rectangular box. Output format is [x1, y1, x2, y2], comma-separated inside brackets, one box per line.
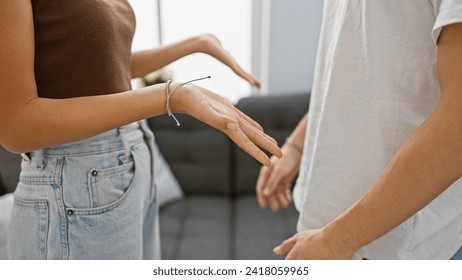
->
[451, 245, 462, 260]
[7, 121, 160, 259]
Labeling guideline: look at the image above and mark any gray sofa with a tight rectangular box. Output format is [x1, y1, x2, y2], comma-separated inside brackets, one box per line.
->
[0, 93, 310, 260]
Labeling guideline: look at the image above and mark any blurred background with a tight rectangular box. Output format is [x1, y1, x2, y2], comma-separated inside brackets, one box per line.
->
[129, 0, 323, 103]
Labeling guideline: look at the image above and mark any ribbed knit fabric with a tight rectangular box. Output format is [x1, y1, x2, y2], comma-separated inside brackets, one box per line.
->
[31, 0, 136, 98]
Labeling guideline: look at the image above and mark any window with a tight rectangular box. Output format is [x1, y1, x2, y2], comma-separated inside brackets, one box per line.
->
[129, 0, 252, 103]
[129, 0, 160, 51]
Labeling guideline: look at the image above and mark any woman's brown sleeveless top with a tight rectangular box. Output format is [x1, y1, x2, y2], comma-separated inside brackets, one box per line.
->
[32, 0, 136, 98]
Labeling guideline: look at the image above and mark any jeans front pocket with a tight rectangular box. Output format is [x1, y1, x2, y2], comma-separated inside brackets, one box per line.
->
[7, 196, 49, 260]
[88, 154, 135, 208]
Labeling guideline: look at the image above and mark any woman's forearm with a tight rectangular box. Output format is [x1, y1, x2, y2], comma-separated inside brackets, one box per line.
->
[1, 1, 280, 167]
[130, 34, 261, 89]
[1, 82, 282, 168]
[1, 84, 167, 153]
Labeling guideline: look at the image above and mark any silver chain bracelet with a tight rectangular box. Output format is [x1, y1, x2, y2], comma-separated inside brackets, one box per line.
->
[165, 76, 211, 126]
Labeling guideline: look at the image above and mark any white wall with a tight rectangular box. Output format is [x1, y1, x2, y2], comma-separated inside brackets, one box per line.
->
[160, 0, 252, 103]
[252, 0, 323, 95]
[129, 0, 159, 51]
[129, 0, 323, 98]
[129, 0, 252, 103]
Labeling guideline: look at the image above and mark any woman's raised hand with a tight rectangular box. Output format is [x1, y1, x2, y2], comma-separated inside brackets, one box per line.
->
[196, 34, 261, 89]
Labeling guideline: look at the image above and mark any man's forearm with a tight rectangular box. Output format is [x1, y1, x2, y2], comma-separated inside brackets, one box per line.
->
[322, 24, 462, 256]
[286, 114, 308, 150]
[323, 101, 462, 255]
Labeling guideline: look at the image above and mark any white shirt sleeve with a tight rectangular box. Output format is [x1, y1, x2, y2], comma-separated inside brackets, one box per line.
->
[431, 0, 462, 44]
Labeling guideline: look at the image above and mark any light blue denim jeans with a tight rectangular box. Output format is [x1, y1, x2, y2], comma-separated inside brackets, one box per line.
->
[451, 245, 462, 260]
[7, 121, 160, 260]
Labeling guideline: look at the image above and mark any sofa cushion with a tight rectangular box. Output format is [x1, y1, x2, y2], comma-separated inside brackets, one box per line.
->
[0, 193, 14, 259]
[234, 93, 310, 194]
[234, 195, 298, 259]
[148, 114, 232, 196]
[152, 134, 184, 207]
[0, 147, 21, 195]
[160, 196, 232, 259]
[159, 194, 299, 260]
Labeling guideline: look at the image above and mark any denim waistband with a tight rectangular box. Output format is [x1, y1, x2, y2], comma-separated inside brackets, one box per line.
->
[23, 122, 144, 160]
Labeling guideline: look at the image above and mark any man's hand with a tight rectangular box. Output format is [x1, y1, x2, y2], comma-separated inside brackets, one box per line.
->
[256, 143, 302, 211]
[255, 115, 308, 211]
[273, 23, 462, 261]
[274, 230, 354, 260]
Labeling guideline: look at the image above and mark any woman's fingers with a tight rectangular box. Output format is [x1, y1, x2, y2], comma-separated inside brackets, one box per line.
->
[239, 119, 282, 158]
[236, 109, 278, 146]
[188, 86, 281, 166]
[201, 34, 261, 89]
[224, 121, 272, 166]
[235, 108, 264, 132]
[231, 63, 261, 89]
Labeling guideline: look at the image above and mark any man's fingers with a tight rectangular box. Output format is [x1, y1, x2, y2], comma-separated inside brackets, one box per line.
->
[260, 163, 293, 210]
[274, 235, 298, 256]
[256, 167, 270, 208]
[264, 168, 283, 197]
[277, 191, 290, 208]
[268, 195, 280, 212]
[285, 187, 293, 204]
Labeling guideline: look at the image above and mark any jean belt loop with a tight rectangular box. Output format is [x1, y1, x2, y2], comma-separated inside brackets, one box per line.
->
[20, 153, 31, 164]
[118, 126, 130, 162]
[36, 149, 44, 170]
[139, 120, 153, 141]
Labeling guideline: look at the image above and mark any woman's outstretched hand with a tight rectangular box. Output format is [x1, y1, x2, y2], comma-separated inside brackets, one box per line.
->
[197, 34, 261, 89]
[171, 83, 281, 166]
